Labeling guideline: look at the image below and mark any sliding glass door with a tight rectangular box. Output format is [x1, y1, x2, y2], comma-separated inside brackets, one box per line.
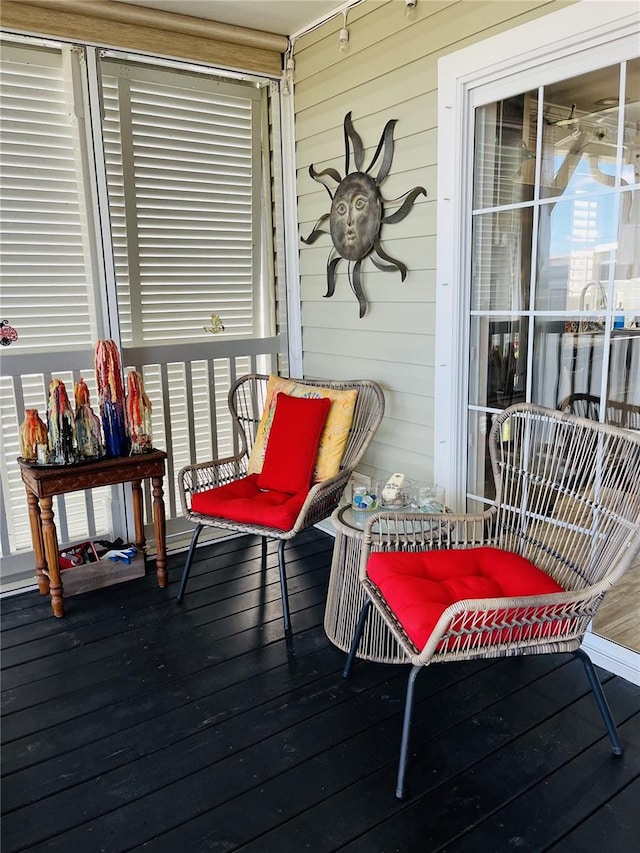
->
[467, 58, 640, 509]
[458, 40, 639, 666]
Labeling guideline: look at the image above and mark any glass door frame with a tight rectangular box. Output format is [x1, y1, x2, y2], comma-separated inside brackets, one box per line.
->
[435, 0, 640, 684]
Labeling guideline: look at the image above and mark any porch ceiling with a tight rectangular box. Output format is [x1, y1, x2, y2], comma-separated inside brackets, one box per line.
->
[110, 0, 344, 37]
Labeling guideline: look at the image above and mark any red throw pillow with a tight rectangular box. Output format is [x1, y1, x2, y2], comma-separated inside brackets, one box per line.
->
[257, 392, 331, 494]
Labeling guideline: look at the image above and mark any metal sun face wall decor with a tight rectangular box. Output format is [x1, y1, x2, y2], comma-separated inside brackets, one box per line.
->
[302, 112, 426, 318]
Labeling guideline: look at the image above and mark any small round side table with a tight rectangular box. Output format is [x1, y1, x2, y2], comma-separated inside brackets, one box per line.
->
[324, 504, 410, 664]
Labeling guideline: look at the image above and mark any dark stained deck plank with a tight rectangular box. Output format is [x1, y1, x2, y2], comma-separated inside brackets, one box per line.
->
[158, 661, 634, 853]
[545, 776, 640, 852]
[335, 685, 640, 853]
[136, 656, 572, 853]
[2, 528, 638, 853]
[0, 554, 330, 715]
[438, 715, 640, 853]
[0, 534, 332, 663]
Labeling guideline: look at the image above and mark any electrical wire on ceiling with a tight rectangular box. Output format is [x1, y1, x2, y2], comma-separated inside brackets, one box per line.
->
[283, 0, 420, 92]
[289, 0, 366, 41]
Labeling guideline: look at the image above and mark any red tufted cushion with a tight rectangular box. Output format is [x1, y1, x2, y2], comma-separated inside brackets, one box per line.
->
[367, 547, 565, 650]
[191, 474, 308, 531]
[257, 392, 331, 495]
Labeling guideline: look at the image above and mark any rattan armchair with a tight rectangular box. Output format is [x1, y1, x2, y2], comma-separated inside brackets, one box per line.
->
[344, 403, 640, 798]
[177, 374, 385, 632]
[559, 392, 640, 430]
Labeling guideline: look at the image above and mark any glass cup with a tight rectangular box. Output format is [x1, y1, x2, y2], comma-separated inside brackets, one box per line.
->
[413, 484, 446, 513]
[352, 484, 378, 512]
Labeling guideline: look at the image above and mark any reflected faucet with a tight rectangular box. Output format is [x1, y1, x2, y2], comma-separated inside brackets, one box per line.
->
[579, 280, 607, 311]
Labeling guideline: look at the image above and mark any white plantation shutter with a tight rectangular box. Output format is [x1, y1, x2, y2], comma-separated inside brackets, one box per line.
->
[0, 43, 100, 352]
[0, 43, 112, 566]
[100, 59, 270, 499]
[101, 60, 263, 344]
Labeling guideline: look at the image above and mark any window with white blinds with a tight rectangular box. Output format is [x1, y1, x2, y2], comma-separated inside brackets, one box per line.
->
[0, 42, 113, 576]
[101, 59, 264, 344]
[0, 43, 101, 352]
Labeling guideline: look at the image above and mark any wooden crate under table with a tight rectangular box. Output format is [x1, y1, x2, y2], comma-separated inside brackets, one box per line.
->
[60, 552, 146, 597]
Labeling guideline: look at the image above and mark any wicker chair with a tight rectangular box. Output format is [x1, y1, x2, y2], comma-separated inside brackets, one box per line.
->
[344, 403, 640, 798]
[177, 374, 385, 632]
[559, 392, 640, 430]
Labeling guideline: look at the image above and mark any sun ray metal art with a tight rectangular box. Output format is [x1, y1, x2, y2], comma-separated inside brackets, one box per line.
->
[301, 112, 426, 318]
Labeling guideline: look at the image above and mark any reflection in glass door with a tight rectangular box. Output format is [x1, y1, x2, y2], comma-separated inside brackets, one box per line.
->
[467, 58, 640, 652]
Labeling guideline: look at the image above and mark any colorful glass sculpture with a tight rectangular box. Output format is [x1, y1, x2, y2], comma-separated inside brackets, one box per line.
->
[74, 377, 104, 459]
[94, 339, 129, 457]
[19, 409, 48, 462]
[47, 379, 76, 464]
[126, 370, 153, 454]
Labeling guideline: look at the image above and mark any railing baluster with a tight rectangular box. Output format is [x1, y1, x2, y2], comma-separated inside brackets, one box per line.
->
[208, 359, 219, 461]
[184, 360, 197, 465]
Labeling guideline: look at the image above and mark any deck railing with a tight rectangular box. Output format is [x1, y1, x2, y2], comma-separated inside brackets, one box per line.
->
[0, 339, 282, 588]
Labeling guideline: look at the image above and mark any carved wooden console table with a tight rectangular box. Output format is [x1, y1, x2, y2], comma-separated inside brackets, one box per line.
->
[18, 449, 168, 617]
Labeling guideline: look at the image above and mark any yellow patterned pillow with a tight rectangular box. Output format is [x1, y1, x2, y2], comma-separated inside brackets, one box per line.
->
[247, 376, 358, 483]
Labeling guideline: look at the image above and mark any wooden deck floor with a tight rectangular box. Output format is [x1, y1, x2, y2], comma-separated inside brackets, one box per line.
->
[2, 528, 639, 852]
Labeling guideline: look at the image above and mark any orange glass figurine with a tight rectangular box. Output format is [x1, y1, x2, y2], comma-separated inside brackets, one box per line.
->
[19, 409, 48, 462]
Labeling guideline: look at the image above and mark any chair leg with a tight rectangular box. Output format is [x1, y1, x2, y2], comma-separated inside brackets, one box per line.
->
[277, 539, 291, 634]
[575, 648, 624, 755]
[176, 523, 204, 603]
[343, 598, 372, 678]
[397, 664, 422, 800]
[261, 537, 268, 572]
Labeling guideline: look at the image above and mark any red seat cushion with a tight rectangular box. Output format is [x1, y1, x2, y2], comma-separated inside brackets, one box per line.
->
[191, 474, 308, 531]
[367, 547, 565, 650]
[257, 392, 331, 494]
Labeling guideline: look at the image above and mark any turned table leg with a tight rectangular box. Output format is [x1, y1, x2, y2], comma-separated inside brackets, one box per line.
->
[131, 479, 146, 552]
[152, 474, 167, 588]
[25, 487, 49, 595]
[39, 496, 64, 617]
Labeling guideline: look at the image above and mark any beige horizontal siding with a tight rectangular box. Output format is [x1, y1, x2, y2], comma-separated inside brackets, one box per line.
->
[302, 296, 437, 336]
[295, 1, 567, 108]
[297, 96, 439, 165]
[300, 267, 437, 303]
[294, 0, 573, 483]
